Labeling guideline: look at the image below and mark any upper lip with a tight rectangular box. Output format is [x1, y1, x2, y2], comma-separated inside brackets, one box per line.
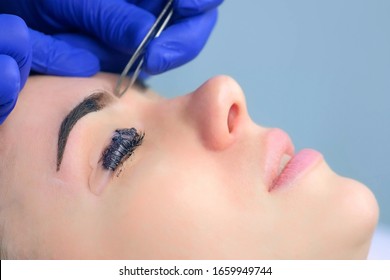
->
[263, 128, 295, 190]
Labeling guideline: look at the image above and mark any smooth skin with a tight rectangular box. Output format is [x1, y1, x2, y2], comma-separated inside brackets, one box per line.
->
[0, 73, 379, 259]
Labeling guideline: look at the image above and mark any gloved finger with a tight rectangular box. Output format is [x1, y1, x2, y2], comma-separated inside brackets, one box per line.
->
[55, 33, 155, 77]
[29, 29, 99, 76]
[54, 34, 153, 80]
[54, 33, 129, 73]
[174, 0, 224, 17]
[125, 0, 166, 16]
[126, 0, 223, 17]
[144, 9, 218, 74]
[0, 14, 31, 90]
[0, 55, 20, 124]
[43, 0, 155, 54]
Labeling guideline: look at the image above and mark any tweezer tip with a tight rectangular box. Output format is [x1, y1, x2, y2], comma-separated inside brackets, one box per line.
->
[114, 75, 129, 97]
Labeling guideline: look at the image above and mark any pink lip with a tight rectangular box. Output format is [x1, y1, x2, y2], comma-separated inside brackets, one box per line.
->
[264, 128, 295, 188]
[263, 129, 323, 191]
[270, 149, 323, 191]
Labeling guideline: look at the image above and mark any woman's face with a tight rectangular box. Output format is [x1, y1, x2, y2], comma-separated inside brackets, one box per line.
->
[0, 73, 378, 259]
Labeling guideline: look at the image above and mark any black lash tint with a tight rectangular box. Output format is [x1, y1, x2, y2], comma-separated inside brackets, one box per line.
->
[101, 128, 144, 171]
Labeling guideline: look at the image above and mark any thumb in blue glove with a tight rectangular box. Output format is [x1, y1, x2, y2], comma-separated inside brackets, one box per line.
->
[0, 14, 32, 124]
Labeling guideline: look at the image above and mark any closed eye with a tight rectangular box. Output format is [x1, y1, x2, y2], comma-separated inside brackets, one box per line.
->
[56, 79, 149, 171]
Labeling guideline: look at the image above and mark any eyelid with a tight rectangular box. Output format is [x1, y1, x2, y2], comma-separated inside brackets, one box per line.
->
[57, 90, 114, 171]
[101, 128, 144, 172]
[88, 128, 144, 196]
[87, 127, 117, 195]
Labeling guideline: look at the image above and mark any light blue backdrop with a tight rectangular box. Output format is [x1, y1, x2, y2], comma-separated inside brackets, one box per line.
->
[149, 0, 390, 226]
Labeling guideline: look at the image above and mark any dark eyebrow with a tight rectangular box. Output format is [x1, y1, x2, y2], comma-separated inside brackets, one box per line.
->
[56, 91, 112, 171]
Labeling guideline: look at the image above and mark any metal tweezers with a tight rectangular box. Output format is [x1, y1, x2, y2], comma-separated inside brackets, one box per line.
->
[114, 0, 174, 97]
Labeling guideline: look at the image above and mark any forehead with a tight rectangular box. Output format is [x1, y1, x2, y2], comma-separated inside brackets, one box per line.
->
[11, 73, 119, 128]
[20, 74, 118, 108]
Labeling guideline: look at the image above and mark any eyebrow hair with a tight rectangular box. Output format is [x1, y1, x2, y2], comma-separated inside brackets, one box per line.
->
[56, 79, 149, 171]
[56, 91, 111, 171]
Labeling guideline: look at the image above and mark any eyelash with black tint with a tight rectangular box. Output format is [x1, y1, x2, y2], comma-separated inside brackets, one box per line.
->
[101, 128, 144, 174]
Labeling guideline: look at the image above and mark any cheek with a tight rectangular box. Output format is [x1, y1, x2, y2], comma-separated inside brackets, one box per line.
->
[3, 177, 93, 259]
[103, 150, 265, 258]
[105, 161, 225, 258]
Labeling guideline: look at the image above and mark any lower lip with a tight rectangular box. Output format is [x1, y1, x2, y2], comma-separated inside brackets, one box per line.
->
[271, 149, 323, 191]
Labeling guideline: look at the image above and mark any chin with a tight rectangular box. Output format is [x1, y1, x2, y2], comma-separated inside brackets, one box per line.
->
[289, 158, 379, 259]
[339, 177, 379, 258]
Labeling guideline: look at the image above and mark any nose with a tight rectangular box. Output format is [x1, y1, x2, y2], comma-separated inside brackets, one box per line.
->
[185, 75, 250, 150]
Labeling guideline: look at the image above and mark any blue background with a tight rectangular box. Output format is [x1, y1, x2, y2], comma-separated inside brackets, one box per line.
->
[149, 0, 390, 226]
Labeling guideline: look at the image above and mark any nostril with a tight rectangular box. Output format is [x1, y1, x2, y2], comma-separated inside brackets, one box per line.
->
[227, 104, 239, 133]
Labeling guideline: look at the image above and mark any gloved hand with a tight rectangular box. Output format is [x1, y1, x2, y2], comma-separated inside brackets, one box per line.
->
[0, 14, 31, 124]
[0, 0, 223, 76]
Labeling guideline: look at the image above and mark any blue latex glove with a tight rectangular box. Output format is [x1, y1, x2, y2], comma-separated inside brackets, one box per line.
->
[0, 14, 32, 124]
[0, 0, 223, 76]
